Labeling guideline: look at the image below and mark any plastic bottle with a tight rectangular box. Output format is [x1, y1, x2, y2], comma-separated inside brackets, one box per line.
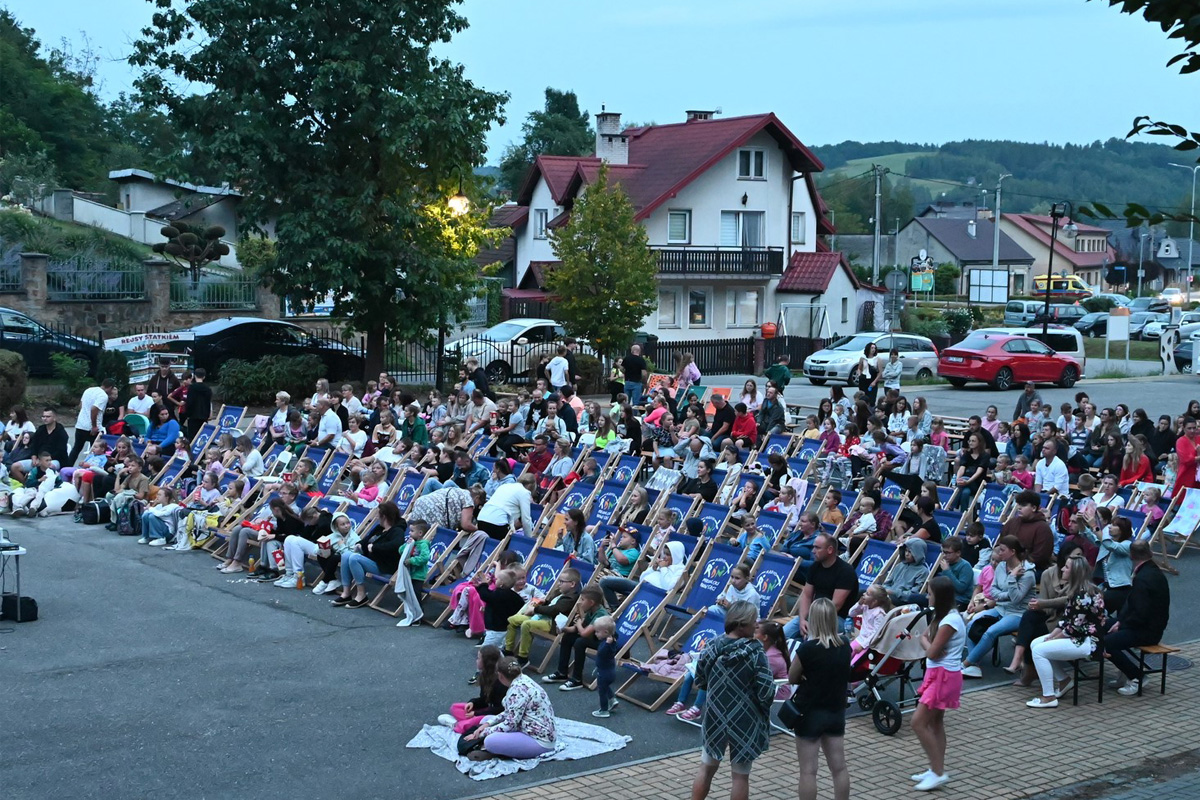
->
[296, 572, 304, 589]
[248, 556, 256, 572]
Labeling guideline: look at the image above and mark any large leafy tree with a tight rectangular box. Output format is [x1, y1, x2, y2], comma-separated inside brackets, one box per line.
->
[547, 164, 657, 360]
[130, 0, 508, 376]
[499, 88, 593, 193]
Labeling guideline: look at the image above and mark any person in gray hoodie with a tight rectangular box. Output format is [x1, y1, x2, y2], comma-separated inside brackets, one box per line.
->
[883, 537, 930, 606]
[961, 535, 1037, 678]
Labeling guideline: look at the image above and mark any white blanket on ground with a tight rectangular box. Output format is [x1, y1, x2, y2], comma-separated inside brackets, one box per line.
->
[405, 716, 632, 781]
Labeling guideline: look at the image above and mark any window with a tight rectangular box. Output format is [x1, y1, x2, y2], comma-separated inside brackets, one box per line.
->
[841, 297, 849, 324]
[688, 289, 710, 327]
[719, 211, 766, 248]
[667, 210, 691, 244]
[1001, 340, 1029, 354]
[658, 290, 680, 328]
[1012, 273, 1026, 295]
[1025, 339, 1054, 355]
[737, 148, 766, 179]
[725, 289, 761, 327]
[534, 209, 549, 239]
[791, 212, 806, 244]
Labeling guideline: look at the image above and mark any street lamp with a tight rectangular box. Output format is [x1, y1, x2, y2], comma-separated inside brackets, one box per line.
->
[447, 166, 470, 216]
[1138, 230, 1151, 298]
[1169, 162, 1199, 302]
[1043, 202, 1078, 335]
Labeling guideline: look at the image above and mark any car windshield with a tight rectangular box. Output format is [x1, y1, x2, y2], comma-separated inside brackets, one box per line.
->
[828, 333, 879, 351]
[477, 321, 528, 342]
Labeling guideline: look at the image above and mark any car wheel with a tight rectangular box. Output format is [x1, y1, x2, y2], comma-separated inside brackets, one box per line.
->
[1058, 365, 1079, 388]
[915, 367, 933, 381]
[946, 378, 967, 388]
[486, 360, 512, 386]
[1182, 361, 1194, 375]
[807, 378, 827, 386]
[992, 367, 1014, 390]
[847, 367, 860, 387]
[1087, 330, 1097, 338]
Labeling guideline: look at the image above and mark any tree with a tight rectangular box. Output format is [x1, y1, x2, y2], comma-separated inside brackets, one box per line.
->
[499, 88, 593, 193]
[152, 221, 230, 283]
[131, 0, 508, 378]
[546, 164, 658, 360]
[0, 150, 58, 206]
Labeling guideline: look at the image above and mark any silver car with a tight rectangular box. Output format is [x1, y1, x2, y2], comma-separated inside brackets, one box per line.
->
[803, 332, 939, 386]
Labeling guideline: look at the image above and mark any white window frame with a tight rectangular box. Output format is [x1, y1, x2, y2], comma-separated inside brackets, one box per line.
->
[687, 287, 712, 329]
[667, 210, 692, 244]
[725, 288, 762, 328]
[658, 288, 681, 329]
[534, 209, 549, 239]
[737, 148, 766, 180]
[791, 212, 806, 245]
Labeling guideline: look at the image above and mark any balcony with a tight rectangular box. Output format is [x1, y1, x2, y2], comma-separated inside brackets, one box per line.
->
[653, 246, 785, 276]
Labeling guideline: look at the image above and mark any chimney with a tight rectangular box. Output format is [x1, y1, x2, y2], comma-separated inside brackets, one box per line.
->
[685, 109, 717, 122]
[967, 219, 977, 239]
[594, 105, 628, 165]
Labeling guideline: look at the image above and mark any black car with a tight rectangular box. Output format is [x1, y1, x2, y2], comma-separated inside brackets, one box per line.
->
[1074, 312, 1108, 338]
[1175, 339, 1195, 373]
[0, 306, 101, 376]
[1128, 296, 1170, 314]
[178, 317, 365, 380]
[1031, 303, 1088, 326]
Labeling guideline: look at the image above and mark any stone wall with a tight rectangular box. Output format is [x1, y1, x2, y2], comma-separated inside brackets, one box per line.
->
[2, 253, 281, 339]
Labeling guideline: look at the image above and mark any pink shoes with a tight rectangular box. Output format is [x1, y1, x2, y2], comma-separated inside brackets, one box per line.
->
[665, 702, 687, 715]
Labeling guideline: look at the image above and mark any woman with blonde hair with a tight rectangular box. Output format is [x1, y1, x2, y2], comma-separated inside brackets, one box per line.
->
[1026, 554, 1106, 708]
[790, 597, 852, 800]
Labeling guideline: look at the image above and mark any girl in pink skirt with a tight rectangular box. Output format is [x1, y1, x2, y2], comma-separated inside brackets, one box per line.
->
[910, 576, 966, 792]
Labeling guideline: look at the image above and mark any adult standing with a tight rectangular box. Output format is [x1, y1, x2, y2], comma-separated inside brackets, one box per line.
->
[183, 368, 213, 443]
[547, 346, 571, 393]
[857, 342, 881, 406]
[147, 359, 180, 415]
[475, 472, 535, 538]
[1013, 382, 1043, 422]
[1105, 541, 1171, 696]
[27, 408, 69, 470]
[783, 533, 860, 640]
[623, 344, 648, 408]
[790, 598, 852, 800]
[910, 576, 966, 792]
[690, 600, 776, 800]
[69, 378, 115, 466]
[1172, 417, 1198, 500]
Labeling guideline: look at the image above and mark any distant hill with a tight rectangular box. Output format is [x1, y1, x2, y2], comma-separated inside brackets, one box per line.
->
[810, 138, 1195, 235]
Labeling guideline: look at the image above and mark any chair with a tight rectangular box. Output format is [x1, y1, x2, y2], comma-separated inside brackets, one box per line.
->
[1131, 644, 1181, 696]
[614, 609, 726, 711]
[367, 527, 466, 617]
[314, 452, 349, 496]
[759, 433, 796, 459]
[658, 492, 699, 530]
[665, 541, 742, 617]
[389, 472, 426, 515]
[608, 455, 645, 484]
[123, 414, 150, 438]
[933, 509, 965, 541]
[505, 532, 543, 567]
[693, 502, 732, 539]
[583, 580, 673, 688]
[428, 536, 509, 627]
[215, 405, 247, 432]
[853, 539, 901, 591]
[589, 478, 633, 527]
[187, 423, 218, 462]
[750, 549, 800, 618]
[754, 510, 791, 548]
[976, 485, 1010, 525]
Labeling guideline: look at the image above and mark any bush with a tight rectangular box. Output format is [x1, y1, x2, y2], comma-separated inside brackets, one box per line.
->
[96, 349, 131, 391]
[934, 263, 961, 295]
[1082, 297, 1116, 313]
[574, 353, 603, 395]
[0, 349, 27, 415]
[217, 354, 327, 405]
[908, 318, 948, 339]
[51, 352, 92, 406]
[943, 308, 973, 338]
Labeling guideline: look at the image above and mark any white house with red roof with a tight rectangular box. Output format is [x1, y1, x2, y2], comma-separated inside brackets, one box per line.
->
[999, 213, 1113, 290]
[503, 109, 873, 340]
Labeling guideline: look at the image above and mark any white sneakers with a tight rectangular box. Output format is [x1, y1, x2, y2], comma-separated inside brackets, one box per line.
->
[437, 714, 457, 728]
[960, 665, 983, 679]
[321, 580, 343, 595]
[310, 580, 327, 594]
[914, 772, 950, 791]
[148, 538, 167, 547]
[1117, 679, 1141, 696]
[274, 574, 299, 589]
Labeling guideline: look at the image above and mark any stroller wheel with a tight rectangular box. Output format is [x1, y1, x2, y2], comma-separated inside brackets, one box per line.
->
[857, 692, 875, 711]
[873, 700, 902, 736]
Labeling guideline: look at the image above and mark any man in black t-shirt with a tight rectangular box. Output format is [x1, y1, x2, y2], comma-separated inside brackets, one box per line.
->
[622, 344, 648, 407]
[785, 533, 860, 639]
[184, 368, 214, 443]
[708, 393, 736, 449]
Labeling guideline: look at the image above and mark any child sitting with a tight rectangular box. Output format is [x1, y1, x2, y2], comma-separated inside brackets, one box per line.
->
[707, 563, 761, 620]
[505, 568, 580, 666]
[755, 620, 793, 699]
[474, 568, 526, 649]
[820, 489, 845, 527]
[647, 509, 676, 553]
[847, 585, 893, 664]
[733, 519, 772, 563]
[1163, 453, 1179, 499]
[1008, 454, 1034, 494]
[437, 644, 507, 734]
[801, 415, 821, 440]
[991, 454, 1014, 487]
[138, 486, 182, 546]
[882, 537, 930, 606]
[591, 616, 619, 718]
[960, 522, 986, 567]
[1140, 486, 1166, 534]
[763, 485, 802, 532]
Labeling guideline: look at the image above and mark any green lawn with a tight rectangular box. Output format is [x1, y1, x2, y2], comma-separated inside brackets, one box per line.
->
[1084, 338, 1160, 361]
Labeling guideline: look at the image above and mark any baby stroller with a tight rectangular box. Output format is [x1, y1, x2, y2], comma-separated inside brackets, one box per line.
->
[849, 604, 932, 735]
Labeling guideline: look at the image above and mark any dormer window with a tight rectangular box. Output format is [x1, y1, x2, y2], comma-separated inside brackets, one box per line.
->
[737, 148, 765, 180]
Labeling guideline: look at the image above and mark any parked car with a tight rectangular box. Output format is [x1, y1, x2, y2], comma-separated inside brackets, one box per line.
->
[1159, 287, 1185, 306]
[175, 317, 365, 380]
[1003, 300, 1045, 326]
[802, 332, 938, 387]
[0, 306, 101, 376]
[1030, 303, 1087, 326]
[1093, 293, 1132, 307]
[1174, 339, 1194, 373]
[1074, 312, 1109, 338]
[937, 332, 1082, 390]
[1129, 311, 1168, 340]
[975, 325, 1087, 377]
[1127, 297, 1169, 314]
[1142, 311, 1200, 340]
[447, 318, 567, 385]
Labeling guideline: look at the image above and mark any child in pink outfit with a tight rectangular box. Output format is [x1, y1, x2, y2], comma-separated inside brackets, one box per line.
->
[847, 585, 893, 665]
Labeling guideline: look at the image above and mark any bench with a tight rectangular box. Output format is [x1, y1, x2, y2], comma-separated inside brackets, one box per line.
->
[1133, 643, 1180, 696]
[1071, 650, 1106, 706]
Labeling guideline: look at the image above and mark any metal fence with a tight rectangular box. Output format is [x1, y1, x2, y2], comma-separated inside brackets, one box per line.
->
[0, 245, 20, 293]
[765, 335, 829, 367]
[645, 336, 756, 376]
[170, 274, 259, 311]
[46, 255, 145, 302]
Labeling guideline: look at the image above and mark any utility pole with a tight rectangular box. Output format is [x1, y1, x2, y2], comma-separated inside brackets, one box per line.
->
[992, 174, 1013, 293]
[871, 164, 888, 284]
[1169, 163, 1198, 303]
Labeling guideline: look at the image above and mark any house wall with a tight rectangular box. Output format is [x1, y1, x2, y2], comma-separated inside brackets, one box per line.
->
[897, 222, 1033, 296]
[119, 181, 183, 213]
[514, 180, 560, 287]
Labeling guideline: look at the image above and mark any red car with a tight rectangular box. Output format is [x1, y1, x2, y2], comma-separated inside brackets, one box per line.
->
[937, 332, 1081, 390]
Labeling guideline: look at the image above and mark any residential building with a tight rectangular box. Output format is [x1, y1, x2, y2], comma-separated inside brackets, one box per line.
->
[999, 213, 1112, 290]
[504, 109, 856, 340]
[896, 217, 1034, 295]
[776, 250, 886, 337]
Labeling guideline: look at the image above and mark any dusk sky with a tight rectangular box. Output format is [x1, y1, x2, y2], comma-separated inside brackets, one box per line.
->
[12, 0, 1196, 159]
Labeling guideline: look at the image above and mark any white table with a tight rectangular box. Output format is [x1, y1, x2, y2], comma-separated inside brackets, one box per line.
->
[1, 546, 27, 625]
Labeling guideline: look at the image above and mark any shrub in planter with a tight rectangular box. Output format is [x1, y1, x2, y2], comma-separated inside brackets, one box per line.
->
[51, 352, 91, 406]
[908, 318, 948, 339]
[1082, 297, 1116, 313]
[0, 350, 27, 415]
[96, 349, 131, 391]
[943, 308, 973, 339]
[574, 353, 603, 395]
[217, 354, 327, 405]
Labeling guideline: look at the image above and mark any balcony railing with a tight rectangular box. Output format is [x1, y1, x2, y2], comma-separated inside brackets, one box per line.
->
[653, 246, 785, 276]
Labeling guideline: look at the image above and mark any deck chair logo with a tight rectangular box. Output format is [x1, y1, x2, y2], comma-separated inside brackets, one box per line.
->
[859, 554, 886, 584]
[397, 483, 416, 505]
[940, 523, 953, 539]
[766, 442, 785, 455]
[614, 466, 634, 482]
[530, 563, 558, 591]
[703, 558, 731, 582]
[755, 570, 783, 596]
[668, 509, 685, 528]
[982, 495, 1006, 521]
[839, 502, 851, 517]
[623, 600, 652, 630]
[700, 516, 722, 537]
[220, 413, 238, 429]
[563, 492, 586, 510]
[598, 492, 619, 515]
[687, 628, 717, 654]
[429, 542, 448, 564]
[882, 484, 902, 499]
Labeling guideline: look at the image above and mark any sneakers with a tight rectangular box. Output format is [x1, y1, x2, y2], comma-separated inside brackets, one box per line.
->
[220, 564, 244, 573]
[274, 575, 300, 589]
[961, 665, 983, 679]
[914, 773, 949, 792]
[437, 714, 457, 728]
[543, 673, 569, 684]
[321, 580, 343, 595]
[137, 537, 150, 545]
[1117, 679, 1141, 697]
[678, 706, 702, 722]
[467, 673, 479, 685]
[1025, 697, 1058, 708]
[346, 596, 370, 608]
[592, 709, 610, 718]
[148, 538, 167, 547]
[559, 680, 584, 691]
[665, 702, 687, 715]
[911, 770, 933, 782]
[311, 580, 328, 595]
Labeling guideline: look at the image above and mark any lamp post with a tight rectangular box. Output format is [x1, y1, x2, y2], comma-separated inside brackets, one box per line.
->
[992, 173, 1013, 293]
[1043, 202, 1077, 336]
[1138, 230, 1151, 298]
[1169, 162, 1199, 302]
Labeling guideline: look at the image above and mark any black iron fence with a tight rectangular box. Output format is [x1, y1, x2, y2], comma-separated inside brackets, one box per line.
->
[645, 336, 756, 376]
[765, 335, 829, 367]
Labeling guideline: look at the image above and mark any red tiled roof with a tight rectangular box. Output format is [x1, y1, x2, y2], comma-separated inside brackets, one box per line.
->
[516, 155, 602, 206]
[489, 204, 529, 229]
[1003, 213, 1112, 268]
[523, 260, 560, 290]
[778, 250, 885, 294]
[546, 210, 571, 229]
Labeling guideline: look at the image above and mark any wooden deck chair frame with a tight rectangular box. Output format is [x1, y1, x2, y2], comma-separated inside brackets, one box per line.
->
[214, 405, 248, 433]
[523, 552, 604, 674]
[428, 534, 513, 628]
[583, 580, 673, 689]
[1153, 487, 1200, 571]
[367, 527, 466, 617]
[748, 549, 801, 619]
[614, 609, 723, 711]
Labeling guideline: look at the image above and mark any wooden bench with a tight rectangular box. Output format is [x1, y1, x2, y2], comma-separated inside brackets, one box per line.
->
[1071, 650, 1106, 706]
[1133, 643, 1181, 696]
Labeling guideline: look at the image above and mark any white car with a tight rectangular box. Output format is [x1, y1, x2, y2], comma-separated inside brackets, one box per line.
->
[802, 332, 939, 386]
[446, 318, 566, 385]
[1141, 311, 1200, 340]
[1159, 288, 1185, 306]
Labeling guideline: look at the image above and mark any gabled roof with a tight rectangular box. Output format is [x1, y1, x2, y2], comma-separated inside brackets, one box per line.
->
[1002, 213, 1111, 267]
[516, 156, 602, 206]
[778, 250, 883, 294]
[108, 168, 240, 198]
[911, 218, 1034, 264]
[146, 193, 230, 221]
[489, 204, 529, 230]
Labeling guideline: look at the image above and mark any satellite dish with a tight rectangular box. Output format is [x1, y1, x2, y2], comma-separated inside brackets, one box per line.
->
[919, 248, 928, 260]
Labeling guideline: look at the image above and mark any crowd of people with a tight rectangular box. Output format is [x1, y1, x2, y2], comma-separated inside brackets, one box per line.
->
[0, 342, 1184, 797]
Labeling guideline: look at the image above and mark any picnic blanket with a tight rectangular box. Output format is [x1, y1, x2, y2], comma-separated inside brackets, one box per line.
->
[405, 716, 632, 781]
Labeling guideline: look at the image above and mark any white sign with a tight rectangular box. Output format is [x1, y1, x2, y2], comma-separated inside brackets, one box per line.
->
[968, 268, 1010, 304]
[1107, 312, 1130, 342]
[104, 331, 196, 350]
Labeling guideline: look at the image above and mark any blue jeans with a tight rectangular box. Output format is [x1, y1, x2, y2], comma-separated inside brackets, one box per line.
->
[785, 614, 854, 641]
[140, 513, 171, 541]
[955, 484, 976, 513]
[676, 673, 707, 707]
[421, 479, 444, 496]
[706, 604, 727, 620]
[965, 609, 1022, 666]
[626, 381, 644, 407]
[597, 667, 615, 711]
[341, 552, 382, 586]
[600, 576, 637, 609]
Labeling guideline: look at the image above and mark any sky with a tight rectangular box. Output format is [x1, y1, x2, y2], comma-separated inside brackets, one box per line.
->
[10, 0, 1196, 160]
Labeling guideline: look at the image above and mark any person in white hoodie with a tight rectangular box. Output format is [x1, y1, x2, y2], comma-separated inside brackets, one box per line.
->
[639, 540, 689, 593]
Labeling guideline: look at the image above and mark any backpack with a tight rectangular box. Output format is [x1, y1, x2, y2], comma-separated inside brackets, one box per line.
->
[116, 500, 145, 536]
[80, 501, 110, 525]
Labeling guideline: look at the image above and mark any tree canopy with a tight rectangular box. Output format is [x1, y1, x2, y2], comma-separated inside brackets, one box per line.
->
[131, 0, 509, 375]
[547, 164, 658, 360]
[499, 88, 593, 193]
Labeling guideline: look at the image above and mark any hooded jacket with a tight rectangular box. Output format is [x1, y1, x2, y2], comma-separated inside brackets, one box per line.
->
[884, 538, 929, 597]
[694, 635, 775, 764]
[326, 511, 361, 554]
[640, 540, 688, 591]
[1001, 508, 1054, 570]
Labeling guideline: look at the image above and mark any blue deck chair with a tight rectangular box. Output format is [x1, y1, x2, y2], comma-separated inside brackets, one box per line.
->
[530, 502, 545, 530]
[796, 439, 820, 458]
[152, 453, 188, 487]
[510, 461, 526, 479]
[99, 433, 121, 452]
[259, 443, 285, 475]
[982, 520, 1003, 546]
[556, 482, 595, 515]
[752, 549, 800, 618]
[836, 488, 859, 519]
[694, 503, 732, 539]
[616, 609, 727, 710]
[761, 433, 795, 458]
[590, 479, 630, 527]
[367, 525, 465, 616]
[855, 539, 899, 590]
[525, 547, 573, 596]
[787, 455, 812, 478]
[506, 532, 540, 565]
[661, 493, 698, 529]
[610, 455, 643, 484]
[666, 541, 742, 616]
[391, 473, 425, 513]
[936, 486, 955, 508]
[933, 509, 964, 540]
[977, 485, 1009, 524]
[755, 509, 791, 547]
[881, 480, 906, 501]
[418, 526, 468, 587]
[315, 452, 349, 495]
[313, 496, 346, 517]
[188, 423, 217, 462]
[607, 580, 672, 660]
[428, 536, 505, 626]
[216, 405, 246, 432]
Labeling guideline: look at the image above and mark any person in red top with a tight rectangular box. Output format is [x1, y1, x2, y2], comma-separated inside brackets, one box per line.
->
[1173, 418, 1199, 500]
[731, 402, 758, 448]
[1119, 437, 1154, 487]
[525, 434, 552, 482]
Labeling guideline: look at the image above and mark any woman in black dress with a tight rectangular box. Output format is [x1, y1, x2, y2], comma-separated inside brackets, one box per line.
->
[790, 597, 851, 800]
